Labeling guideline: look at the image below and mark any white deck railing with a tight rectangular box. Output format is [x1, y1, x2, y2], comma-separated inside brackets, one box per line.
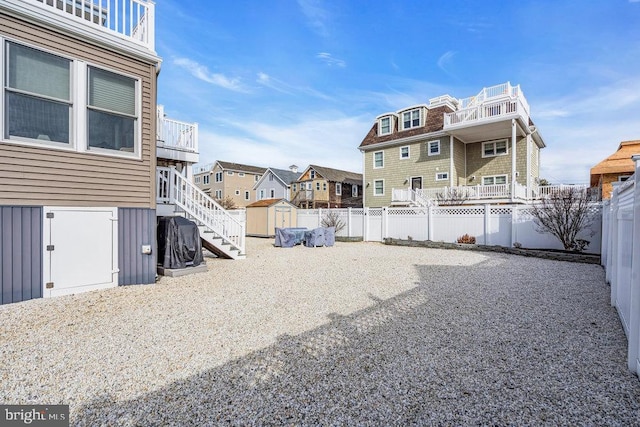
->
[157, 167, 245, 254]
[157, 107, 198, 153]
[32, 0, 154, 49]
[392, 184, 592, 205]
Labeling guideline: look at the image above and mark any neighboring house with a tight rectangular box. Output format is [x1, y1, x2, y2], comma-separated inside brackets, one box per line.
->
[194, 161, 266, 208]
[291, 165, 363, 208]
[590, 140, 640, 199]
[254, 166, 300, 201]
[358, 82, 547, 207]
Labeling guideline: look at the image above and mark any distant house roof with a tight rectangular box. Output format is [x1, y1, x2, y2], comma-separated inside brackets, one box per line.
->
[270, 168, 300, 185]
[302, 165, 363, 186]
[216, 161, 266, 175]
[590, 140, 640, 178]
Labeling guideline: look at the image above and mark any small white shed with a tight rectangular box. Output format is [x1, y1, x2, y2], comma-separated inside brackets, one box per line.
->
[246, 199, 298, 237]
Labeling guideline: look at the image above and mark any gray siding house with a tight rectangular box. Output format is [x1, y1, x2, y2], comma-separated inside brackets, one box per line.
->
[254, 167, 300, 201]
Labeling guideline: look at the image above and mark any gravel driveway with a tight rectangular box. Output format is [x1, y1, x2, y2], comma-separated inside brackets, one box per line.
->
[1, 237, 639, 425]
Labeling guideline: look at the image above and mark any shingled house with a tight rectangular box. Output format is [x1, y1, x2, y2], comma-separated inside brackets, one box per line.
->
[290, 165, 363, 208]
[590, 140, 640, 199]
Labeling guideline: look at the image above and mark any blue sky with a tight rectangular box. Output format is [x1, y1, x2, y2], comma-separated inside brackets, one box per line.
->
[155, 0, 640, 184]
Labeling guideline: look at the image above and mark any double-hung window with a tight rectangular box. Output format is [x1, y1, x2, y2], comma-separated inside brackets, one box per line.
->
[374, 151, 384, 168]
[379, 116, 391, 135]
[352, 185, 358, 197]
[483, 140, 508, 157]
[373, 180, 384, 196]
[203, 175, 210, 185]
[400, 146, 410, 159]
[87, 66, 137, 153]
[336, 183, 342, 195]
[428, 140, 440, 156]
[5, 42, 71, 145]
[215, 171, 223, 182]
[401, 108, 421, 130]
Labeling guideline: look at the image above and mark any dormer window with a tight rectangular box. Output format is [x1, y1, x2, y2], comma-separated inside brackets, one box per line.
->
[400, 108, 423, 131]
[379, 116, 391, 135]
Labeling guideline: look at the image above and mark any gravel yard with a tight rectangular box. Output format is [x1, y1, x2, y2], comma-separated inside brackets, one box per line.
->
[1, 237, 639, 425]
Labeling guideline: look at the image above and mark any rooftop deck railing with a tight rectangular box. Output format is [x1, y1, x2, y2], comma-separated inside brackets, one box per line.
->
[157, 108, 198, 154]
[31, 0, 154, 50]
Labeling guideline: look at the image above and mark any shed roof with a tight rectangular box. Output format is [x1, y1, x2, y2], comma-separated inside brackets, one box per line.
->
[246, 198, 295, 208]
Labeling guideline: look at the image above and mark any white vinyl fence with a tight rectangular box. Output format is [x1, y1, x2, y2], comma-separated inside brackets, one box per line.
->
[297, 204, 602, 254]
[602, 155, 640, 376]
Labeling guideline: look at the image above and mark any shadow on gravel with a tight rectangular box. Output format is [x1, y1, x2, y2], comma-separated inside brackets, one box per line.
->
[76, 261, 640, 426]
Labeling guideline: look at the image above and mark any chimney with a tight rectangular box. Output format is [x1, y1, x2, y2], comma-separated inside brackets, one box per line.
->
[289, 164, 298, 173]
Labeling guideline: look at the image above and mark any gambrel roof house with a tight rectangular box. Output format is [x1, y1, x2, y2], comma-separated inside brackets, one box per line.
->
[358, 82, 548, 208]
[590, 140, 640, 199]
[291, 164, 363, 209]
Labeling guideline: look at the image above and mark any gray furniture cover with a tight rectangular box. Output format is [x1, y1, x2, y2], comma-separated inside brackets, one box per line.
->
[324, 226, 335, 247]
[157, 216, 203, 268]
[304, 227, 325, 247]
[275, 227, 307, 247]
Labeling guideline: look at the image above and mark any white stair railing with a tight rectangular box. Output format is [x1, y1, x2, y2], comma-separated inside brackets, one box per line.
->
[158, 168, 245, 254]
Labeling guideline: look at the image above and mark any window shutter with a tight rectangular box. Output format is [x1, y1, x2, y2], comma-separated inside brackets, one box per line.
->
[8, 43, 70, 100]
[88, 67, 135, 115]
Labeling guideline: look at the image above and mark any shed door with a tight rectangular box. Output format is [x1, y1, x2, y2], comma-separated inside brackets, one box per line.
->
[274, 206, 292, 231]
[44, 207, 118, 298]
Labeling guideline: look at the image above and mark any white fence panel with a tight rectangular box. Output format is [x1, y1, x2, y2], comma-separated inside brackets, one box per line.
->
[348, 209, 364, 237]
[387, 207, 429, 240]
[365, 208, 383, 241]
[488, 206, 513, 247]
[297, 209, 322, 230]
[431, 206, 485, 243]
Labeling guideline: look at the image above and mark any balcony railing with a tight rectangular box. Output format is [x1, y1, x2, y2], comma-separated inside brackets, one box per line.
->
[157, 106, 198, 154]
[30, 0, 155, 50]
[392, 184, 596, 205]
[445, 82, 530, 128]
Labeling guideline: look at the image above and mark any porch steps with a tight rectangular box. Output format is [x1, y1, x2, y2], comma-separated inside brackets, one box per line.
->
[198, 227, 245, 260]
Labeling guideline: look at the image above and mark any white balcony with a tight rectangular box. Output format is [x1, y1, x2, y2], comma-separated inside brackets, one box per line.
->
[156, 106, 199, 164]
[392, 184, 597, 206]
[443, 82, 533, 144]
[4, 0, 155, 54]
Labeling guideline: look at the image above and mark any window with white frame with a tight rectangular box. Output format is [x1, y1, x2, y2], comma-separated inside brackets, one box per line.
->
[238, 172, 245, 177]
[373, 180, 384, 196]
[427, 140, 440, 156]
[215, 189, 222, 199]
[235, 190, 240, 195]
[482, 175, 507, 185]
[259, 189, 265, 200]
[483, 140, 508, 157]
[292, 183, 297, 192]
[310, 170, 316, 179]
[352, 185, 358, 197]
[269, 188, 275, 198]
[245, 191, 250, 200]
[87, 66, 137, 153]
[323, 182, 327, 191]
[436, 172, 449, 181]
[336, 183, 342, 195]
[195, 176, 201, 184]
[215, 171, 223, 182]
[268, 173, 274, 181]
[203, 175, 210, 185]
[374, 151, 384, 168]
[379, 116, 392, 135]
[227, 171, 234, 175]
[255, 175, 260, 182]
[316, 182, 320, 190]
[5, 42, 72, 145]
[619, 175, 631, 182]
[400, 146, 410, 159]
[401, 108, 421, 130]
[307, 182, 312, 190]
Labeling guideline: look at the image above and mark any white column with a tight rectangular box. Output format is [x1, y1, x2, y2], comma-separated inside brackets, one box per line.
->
[483, 204, 490, 245]
[428, 205, 434, 241]
[628, 154, 640, 374]
[450, 135, 454, 187]
[610, 181, 621, 306]
[382, 207, 388, 240]
[511, 119, 517, 203]
[526, 134, 531, 199]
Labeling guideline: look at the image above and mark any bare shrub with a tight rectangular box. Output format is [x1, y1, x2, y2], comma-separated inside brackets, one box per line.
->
[321, 210, 346, 233]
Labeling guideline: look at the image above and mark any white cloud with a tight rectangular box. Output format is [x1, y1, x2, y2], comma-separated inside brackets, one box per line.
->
[317, 52, 346, 68]
[297, 0, 330, 38]
[437, 50, 456, 74]
[173, 57, 247, 92]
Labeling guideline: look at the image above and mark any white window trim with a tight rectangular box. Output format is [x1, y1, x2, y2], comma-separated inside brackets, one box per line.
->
[373, 151, 384, 169]
[352, 185, 358, 197]
[336, 183, 342, 196]
[227, 171, 234, 175]
[215, 171, 223, 182]
[379, 116, 392, 135]
[435, 172, 449, 181]
[244, 191, 250, 200]
[427, 140, 440, 156]
[482, 139, 509, 158]
[194, 176, 201, 184]
[373, 179, 384, 196]
[203, 175, 210, 185]
[238, 172, 245, 177]
[482, 174, 508, 185]
[269, 188, 275, 198]
[399, 146, 410, 159]
[2, 39, 142, 160]
[235, 190, 240, 195]
[310, 170, 316, 179]
[400, 107, 423, 131]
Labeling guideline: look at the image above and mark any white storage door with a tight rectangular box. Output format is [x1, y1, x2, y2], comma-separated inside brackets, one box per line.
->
[44, 207, 118, 298]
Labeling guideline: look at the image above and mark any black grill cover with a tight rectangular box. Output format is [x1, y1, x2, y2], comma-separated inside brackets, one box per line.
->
[157, 216, 204, 269]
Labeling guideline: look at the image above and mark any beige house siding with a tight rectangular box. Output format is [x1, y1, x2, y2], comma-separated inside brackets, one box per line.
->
[453, 138, 466, 185]
[206, 164, 261, 207]
[0, 13, 157, 208]
[530, 141, 540, 184]
[515, 136, 528, 186]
